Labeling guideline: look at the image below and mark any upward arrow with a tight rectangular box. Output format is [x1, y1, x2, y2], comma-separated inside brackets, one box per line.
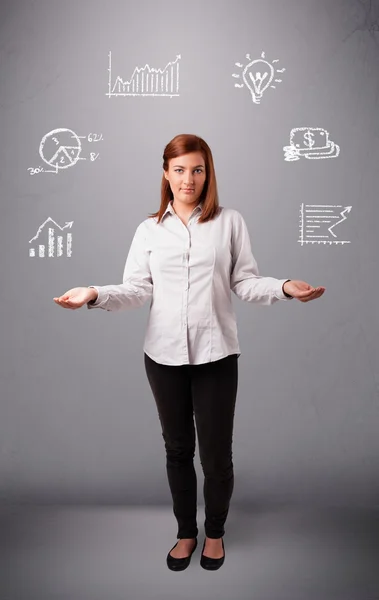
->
[29, 217, 74, 243]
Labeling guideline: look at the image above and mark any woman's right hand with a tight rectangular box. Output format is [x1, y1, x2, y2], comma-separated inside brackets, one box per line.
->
[53, 287, 98, 309]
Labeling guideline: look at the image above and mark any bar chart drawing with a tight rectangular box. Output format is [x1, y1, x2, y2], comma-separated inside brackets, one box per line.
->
[29, 218, 74, 258]
[298, 204, 352, 246]
[106, 51, 181, 97]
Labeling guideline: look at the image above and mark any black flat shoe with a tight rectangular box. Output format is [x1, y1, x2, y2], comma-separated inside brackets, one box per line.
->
[200, 538, 225, 570]
[166, 538, 198, 571]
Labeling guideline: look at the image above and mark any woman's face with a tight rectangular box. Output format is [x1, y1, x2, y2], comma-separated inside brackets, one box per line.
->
[164, 151, 206, 206]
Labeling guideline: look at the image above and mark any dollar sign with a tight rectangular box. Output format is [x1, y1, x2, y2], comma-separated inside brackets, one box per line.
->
[303, 130, 315, 148]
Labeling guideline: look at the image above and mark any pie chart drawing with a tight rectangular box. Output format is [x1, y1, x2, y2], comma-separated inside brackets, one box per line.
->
[39, 128, 82, 170]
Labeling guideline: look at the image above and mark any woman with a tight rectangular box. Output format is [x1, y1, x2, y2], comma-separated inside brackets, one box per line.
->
[54, 133, 325, 572]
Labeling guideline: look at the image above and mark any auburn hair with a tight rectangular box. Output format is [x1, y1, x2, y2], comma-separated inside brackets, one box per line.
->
[148, 133, 220, 223]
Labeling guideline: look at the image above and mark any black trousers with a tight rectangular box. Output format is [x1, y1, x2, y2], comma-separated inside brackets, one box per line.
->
[144, 352, 239, 539]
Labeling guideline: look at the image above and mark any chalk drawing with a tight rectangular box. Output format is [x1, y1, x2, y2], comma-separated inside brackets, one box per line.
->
[284, 127, 340, 161]
[107, 51, 181, 97]
[27, 130, 103, 175]
[232, 51, 285, 104]
[29, 217, 73, 257]
[299, 204, 351, 245]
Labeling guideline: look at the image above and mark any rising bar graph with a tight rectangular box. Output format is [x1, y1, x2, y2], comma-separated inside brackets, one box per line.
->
[106, 51, 181, 97]
[29, 218, 73, 257]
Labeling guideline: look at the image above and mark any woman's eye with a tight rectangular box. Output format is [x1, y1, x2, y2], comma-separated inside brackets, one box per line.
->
[174, 169, 203, 173]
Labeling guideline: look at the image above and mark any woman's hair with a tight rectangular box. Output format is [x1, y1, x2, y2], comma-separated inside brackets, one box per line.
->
[148, 133, 219, 223]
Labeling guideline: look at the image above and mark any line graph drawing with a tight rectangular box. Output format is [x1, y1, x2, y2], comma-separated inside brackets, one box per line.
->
[27, 129, 103, 175]
[232, 50, 285, 104]
[29, 217, 73, 257]
[106, 51, 181, 97]
[284, 127, 340, 161]
[298, 204, 352, 245]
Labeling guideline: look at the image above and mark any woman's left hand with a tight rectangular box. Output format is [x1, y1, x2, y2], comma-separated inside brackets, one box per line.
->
[283, 280, 325, 302]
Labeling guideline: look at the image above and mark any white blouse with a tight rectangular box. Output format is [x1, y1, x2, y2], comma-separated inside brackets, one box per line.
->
[87, 201, 292, 365]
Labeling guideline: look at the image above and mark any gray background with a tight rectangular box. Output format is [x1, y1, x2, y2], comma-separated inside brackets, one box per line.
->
[1, 0, 379, 511]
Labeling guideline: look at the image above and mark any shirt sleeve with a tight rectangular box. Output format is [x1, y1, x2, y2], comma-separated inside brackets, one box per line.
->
[230, 210, 293, 305]
[86, 222, 153, 311]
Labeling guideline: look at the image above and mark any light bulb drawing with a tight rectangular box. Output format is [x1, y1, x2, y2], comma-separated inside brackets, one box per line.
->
[232, 51, 285, 104]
